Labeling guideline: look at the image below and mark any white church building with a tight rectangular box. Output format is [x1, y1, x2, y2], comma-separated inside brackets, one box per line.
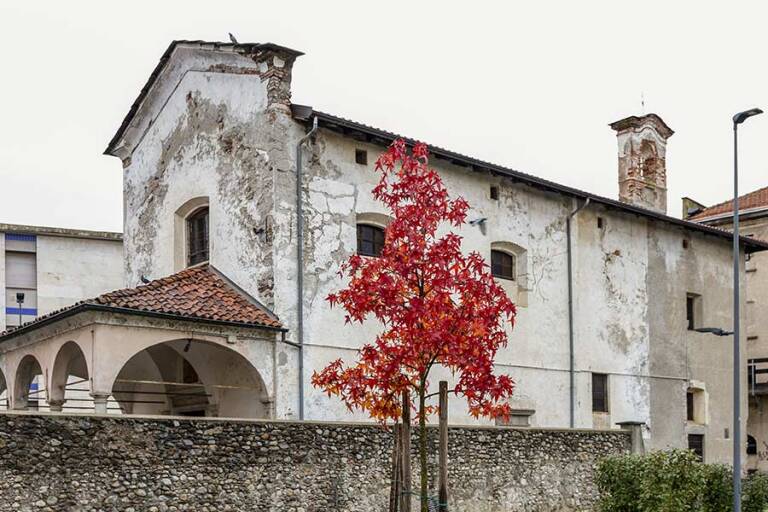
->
[0, 40, 764, 465]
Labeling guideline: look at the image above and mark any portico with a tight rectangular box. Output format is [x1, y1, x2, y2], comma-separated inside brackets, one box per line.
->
[0, 265, 287, 418]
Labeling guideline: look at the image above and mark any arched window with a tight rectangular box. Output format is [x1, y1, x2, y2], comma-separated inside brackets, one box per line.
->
[491, 250, 515, 280]
[357, 224, 385, 257]
[748, 435, 757, 455]
[187, 207, 209, 266]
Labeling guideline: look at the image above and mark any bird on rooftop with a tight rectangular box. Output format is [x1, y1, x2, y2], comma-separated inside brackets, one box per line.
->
[229, 33, 239, 44]
[140, 275, 150, 284]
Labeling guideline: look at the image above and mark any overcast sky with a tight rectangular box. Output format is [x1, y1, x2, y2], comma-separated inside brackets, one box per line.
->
[1, 1, 767, 233]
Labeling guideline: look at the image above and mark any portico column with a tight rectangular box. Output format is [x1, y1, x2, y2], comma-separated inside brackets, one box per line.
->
[91, 393, 109, 414]
[48, 399, 65, 413]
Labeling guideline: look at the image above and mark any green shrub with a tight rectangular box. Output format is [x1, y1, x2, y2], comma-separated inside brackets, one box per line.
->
[743, 472, 768, 512]
[596, 450, 738, 512]
[596, 454, 644, 512]
[636, 450, 706, 512]
[701, 464, 732, 512]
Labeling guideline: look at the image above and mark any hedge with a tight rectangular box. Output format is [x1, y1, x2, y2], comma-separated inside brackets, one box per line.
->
[596, 449, 768, 512]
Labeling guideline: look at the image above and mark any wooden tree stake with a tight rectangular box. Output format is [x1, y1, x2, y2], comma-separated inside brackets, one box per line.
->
[438, 381, 449, 511]
[401, 390, 412, 512]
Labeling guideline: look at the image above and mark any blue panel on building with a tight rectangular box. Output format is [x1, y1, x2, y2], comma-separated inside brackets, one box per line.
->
[5, 307, 37, 316]
[5, 233, 36, 242]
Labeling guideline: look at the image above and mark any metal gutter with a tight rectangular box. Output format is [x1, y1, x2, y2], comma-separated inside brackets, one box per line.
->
[295, 116, 318, 421]
[566, 198, 590, 429]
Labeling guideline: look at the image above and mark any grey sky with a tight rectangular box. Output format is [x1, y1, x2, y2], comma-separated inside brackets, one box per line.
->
[1, 1, 767, 232]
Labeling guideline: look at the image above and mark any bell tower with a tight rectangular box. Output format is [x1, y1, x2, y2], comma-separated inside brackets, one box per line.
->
[609, 114, 674, 214]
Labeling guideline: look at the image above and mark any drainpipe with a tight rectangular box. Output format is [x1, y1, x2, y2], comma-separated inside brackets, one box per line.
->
[295, 116, 318, 420]
[566, 197, 590, 428]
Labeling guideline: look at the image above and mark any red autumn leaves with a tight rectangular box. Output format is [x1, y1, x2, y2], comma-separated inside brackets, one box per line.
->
[312, 139, 517, 423]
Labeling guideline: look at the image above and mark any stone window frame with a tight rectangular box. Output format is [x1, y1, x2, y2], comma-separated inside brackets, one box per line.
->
[174, 197, 211, 271]
[686, 381, 708, 425]
[490, 241, 529, 307]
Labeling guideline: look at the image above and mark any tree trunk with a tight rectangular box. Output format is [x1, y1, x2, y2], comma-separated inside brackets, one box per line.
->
[419, 384, 428, 512]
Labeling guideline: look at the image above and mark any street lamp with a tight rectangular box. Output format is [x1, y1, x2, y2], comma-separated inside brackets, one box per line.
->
[15, 292, 24, 327]
[731, 107, 762, 511]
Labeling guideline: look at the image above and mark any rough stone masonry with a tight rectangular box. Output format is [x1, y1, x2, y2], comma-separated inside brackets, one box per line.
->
[0, 412, 629, 511]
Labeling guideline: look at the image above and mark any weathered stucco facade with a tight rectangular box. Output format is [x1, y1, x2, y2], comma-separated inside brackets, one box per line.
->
[688, 189, 768, 470]
[94, 39, 768, 466]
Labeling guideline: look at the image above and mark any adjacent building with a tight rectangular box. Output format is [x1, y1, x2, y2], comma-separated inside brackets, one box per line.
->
[0, 40, 764, 465]
[0, 223, 123, 332]
[687, 188, 768, 470]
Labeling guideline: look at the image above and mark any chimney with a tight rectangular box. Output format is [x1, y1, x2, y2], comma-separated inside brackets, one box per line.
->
[609, 114, 674, 214]
[248, 43, 304, 110]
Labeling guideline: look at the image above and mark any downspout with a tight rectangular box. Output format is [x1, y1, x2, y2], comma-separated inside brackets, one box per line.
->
[296, 116, 318, 420]
[566, 197, 590, 428]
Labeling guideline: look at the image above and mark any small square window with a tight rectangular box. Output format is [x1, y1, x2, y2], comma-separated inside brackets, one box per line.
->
[592, 373, 608, 413]
[355, 149, 368, 165]
[597, 217, 604, 229]
[490, 186, 500, 201]
[683, 239, 690, 249]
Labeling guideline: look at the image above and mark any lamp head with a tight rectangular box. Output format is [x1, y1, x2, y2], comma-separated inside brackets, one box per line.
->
[733, 108, 763, 125]
[15, 292, 24, 304]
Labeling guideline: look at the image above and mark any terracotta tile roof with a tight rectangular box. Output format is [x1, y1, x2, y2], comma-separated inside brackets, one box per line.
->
[1, 265, 282, 339]
[689, 186, 768, 221]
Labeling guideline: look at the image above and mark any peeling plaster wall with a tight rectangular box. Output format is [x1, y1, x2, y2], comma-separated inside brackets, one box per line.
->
[285, 130, 742, 464]
[122, 47, 303, 419]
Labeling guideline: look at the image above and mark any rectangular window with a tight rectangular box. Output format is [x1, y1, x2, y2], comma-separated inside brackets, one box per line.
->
[687, 391, 694, 421]
[688, 434, 704, 460]
[686, 293, 701, 331]
[357, 224, 385, 257]
[490, 186, 499, 200]
[491, 250, 515, 281]
[355, 149, 368, 165]
[187, 207, 210, 266]
[592, 373, 608, 413]
[5, 252, 36, 289]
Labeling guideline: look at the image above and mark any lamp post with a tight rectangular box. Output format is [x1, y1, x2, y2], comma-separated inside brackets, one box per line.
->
[15, 292, 24, 327]
[731, 107, 762, 511]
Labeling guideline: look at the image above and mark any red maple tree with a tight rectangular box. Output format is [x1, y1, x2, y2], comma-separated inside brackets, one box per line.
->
[312, 139, 516, 510]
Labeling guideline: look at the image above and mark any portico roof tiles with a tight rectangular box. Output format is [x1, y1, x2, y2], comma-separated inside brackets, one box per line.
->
[0, 265, 282, 340]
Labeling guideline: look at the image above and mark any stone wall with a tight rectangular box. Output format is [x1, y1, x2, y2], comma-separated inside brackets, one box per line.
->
[0, 412, 629, 511]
